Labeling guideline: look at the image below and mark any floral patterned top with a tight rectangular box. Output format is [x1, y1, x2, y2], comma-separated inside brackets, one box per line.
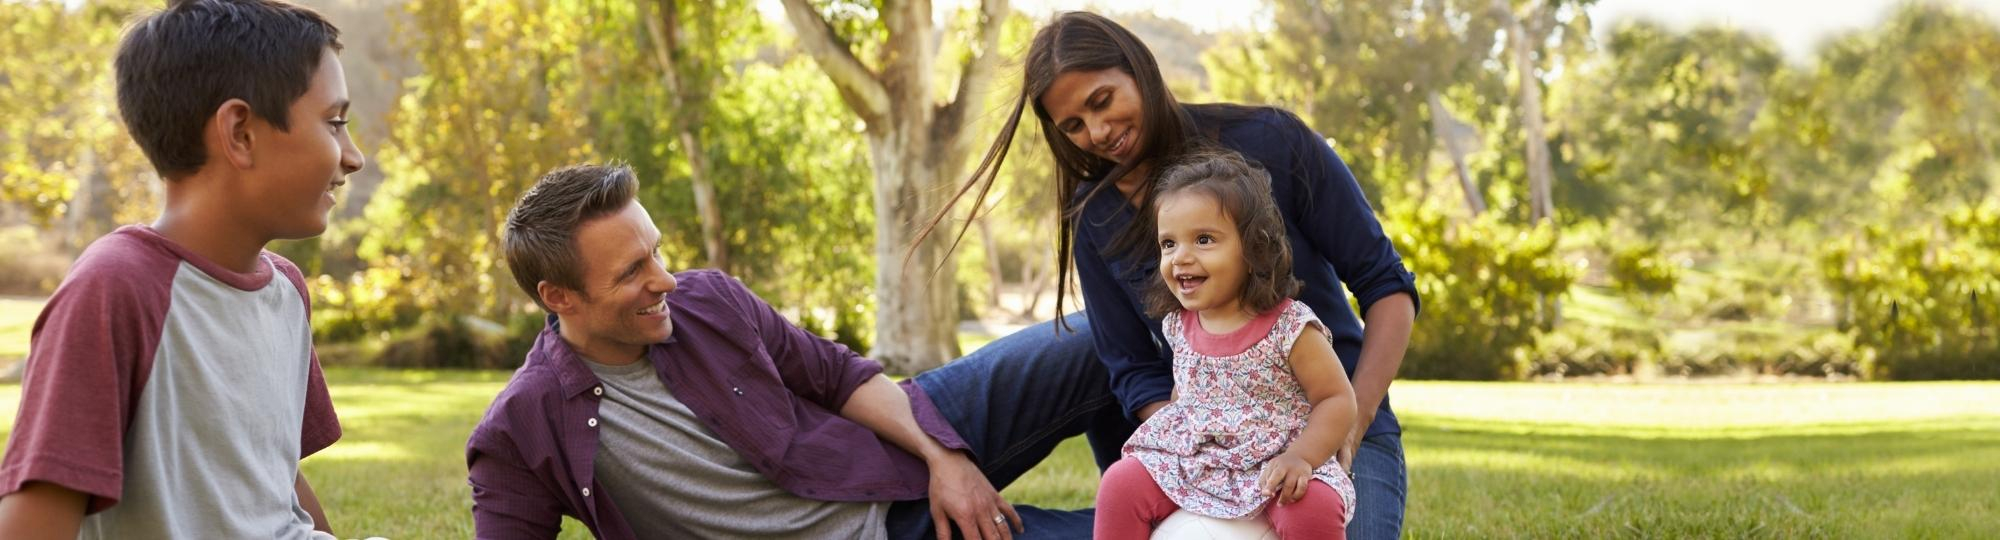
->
[1122, 299, 1357, 520]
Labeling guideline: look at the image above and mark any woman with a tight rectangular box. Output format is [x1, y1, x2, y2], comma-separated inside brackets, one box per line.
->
[928, 11, 1421, 538]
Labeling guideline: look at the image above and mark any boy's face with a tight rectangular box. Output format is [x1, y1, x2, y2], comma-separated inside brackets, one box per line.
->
[242, 47, 365, 240]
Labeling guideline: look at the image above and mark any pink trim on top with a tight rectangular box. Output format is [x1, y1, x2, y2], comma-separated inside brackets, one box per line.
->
[1183, 298, 1294, 357]
[120, 225, 275, 292]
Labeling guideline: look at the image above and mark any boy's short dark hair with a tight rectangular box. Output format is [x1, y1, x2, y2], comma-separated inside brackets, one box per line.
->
[115, 0, 343, 178]
[504, 164, 640, 312]
[1143, 148, 1302, 318]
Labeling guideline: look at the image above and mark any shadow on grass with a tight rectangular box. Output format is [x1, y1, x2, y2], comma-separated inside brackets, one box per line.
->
[1405, 417, 2000, 538]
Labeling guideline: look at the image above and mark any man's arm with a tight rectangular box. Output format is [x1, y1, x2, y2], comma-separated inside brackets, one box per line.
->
[0, 482, 86, 540]
[840, 375, 1019, 540]
[467, 428, 565, 540]
[1346, 293, 1415, 455]
[296, 471, 330, 534]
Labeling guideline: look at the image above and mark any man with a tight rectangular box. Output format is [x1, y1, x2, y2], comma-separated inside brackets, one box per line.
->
[466, 163, 1130, 539]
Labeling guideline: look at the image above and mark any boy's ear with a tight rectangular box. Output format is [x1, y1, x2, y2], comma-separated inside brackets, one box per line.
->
[213, 98, 256, 170]
[538, 281, 576, 314]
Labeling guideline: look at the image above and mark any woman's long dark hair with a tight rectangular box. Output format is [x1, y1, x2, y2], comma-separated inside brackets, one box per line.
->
[918, 11, 1252, 331]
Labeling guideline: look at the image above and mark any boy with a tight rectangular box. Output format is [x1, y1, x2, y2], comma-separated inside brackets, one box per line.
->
[0, 1, 363, 538]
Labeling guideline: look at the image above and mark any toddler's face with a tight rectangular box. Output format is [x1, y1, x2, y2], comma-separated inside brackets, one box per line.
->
[1156, 190, 1247, 315]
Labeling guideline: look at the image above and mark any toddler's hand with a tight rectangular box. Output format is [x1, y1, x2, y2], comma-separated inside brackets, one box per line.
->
[1258, 453, 1315, 504]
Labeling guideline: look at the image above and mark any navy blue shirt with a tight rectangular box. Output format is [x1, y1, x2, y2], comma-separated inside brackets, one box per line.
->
[1073, 107, 1421, 437]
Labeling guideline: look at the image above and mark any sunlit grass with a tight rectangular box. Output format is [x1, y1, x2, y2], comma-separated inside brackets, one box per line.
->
[2, 367, 1996, 537]
[0, 297, 41, 360]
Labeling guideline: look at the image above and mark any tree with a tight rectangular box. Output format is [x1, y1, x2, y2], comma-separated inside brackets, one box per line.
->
[778, 0, 1012, 372]
[1205, 0, 1505, 208]
[0, 0, 157, 248]
[353, 0, 609, 323]
[638, 0, 732, 271]
[1558, 21, 1785, 233]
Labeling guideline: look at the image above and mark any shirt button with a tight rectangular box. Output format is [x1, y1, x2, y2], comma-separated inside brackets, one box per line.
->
[581, 487, 591, 497]
[587, 418, 598, 428]
[593, 386, 603, 396]
[732, 387, 743, 395]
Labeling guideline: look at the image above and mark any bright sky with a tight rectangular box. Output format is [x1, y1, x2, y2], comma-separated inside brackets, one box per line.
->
[762, 0, 2000, 60]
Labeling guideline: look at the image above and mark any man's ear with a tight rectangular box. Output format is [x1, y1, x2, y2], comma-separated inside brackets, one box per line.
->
[538, 280, 576, 314]
[213, 98, 257, 170]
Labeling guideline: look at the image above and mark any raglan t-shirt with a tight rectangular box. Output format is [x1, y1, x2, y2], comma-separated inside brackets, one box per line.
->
[0, 225, 340, 539]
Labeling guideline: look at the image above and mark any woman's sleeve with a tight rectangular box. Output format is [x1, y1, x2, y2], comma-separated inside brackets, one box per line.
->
[1073, 230, 1173, 422]
[1283, 115, 1422, 318]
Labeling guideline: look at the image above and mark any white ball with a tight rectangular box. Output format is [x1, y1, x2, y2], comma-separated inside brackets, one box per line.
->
[1150, 509, 1278, 540]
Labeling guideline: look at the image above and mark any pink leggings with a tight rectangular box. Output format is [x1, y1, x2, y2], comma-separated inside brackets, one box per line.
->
[1094, 457, 1347, 540]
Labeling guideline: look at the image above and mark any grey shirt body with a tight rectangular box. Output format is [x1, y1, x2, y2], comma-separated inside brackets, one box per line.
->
[584, 357, 887, 539]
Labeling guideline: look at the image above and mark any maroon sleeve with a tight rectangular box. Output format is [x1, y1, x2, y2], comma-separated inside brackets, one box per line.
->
[0, 234, 173, 513]
[698, 271, 881, 412]
[269, 254, 341, 458]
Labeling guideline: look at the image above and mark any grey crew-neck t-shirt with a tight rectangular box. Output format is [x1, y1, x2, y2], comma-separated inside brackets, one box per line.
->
[583, 356, 887, 539]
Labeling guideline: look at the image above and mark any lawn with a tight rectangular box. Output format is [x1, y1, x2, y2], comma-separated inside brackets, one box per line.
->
[0, 297, 40, 361]
[4, 372, 1997, 538]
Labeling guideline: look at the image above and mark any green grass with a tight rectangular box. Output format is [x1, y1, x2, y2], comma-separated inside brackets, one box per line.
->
[0, 297, 41, 361]
[2, 371, 1997, 537]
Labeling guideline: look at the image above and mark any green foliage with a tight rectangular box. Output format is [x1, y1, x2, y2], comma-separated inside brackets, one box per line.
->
[680, 58, 876, 341]
[1390, 202, 1577, 379]
[1558, 21, 1785, 232]
[0, 0, 158, 243]
[349, 0, 606, 331]
[1607, 241, 1679, 297]
[1823, 201, 2000, 380]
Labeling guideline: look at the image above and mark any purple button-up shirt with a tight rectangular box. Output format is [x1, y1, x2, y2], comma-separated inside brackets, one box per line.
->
[466, 270, 968, 539]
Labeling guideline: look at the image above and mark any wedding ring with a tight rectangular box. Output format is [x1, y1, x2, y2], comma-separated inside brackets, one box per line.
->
[992, 515, 1006, 525]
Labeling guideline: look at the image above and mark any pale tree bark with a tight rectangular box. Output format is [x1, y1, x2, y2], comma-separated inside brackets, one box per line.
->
[1495, 0, 1561, 327]
[977, 215, 1003, 314]
[1429, 91, 1485, 216]
[780, 0, 1010, 372]
[641, 0, 727, 271]
[1495, 0, 1555, 225]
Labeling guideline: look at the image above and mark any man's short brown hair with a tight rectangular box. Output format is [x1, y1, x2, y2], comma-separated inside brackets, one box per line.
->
[504, 164, 639, 311]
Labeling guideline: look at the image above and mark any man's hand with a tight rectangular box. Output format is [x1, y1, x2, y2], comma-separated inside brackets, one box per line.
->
[1259, 452, 1317, 505]
[1340, 410, 1375, 473]
[927, 451, 1020, 540]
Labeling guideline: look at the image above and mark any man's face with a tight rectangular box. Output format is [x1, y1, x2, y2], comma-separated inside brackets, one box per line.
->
[243, 47, 366, 240]
[555, 200, 677, 360]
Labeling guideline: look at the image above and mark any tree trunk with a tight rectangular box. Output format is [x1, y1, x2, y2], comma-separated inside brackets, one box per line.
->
[865, 125, 962, 373]
[1496, 0, 1555, 225]
[61, 145, 117, 251]
[1496, 0, 1560, 326]
[781, 0, 1008, 372]
[1429, 91, 1485, 216]
[643, 0, 728, 271]
[977, 214, 1003, 315]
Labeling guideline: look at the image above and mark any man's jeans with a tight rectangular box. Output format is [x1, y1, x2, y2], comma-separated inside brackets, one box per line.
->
[1348, 432, 1409, 540]
[884, 313, 1133, 540]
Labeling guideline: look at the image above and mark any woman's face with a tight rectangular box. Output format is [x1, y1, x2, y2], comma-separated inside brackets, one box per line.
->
[1040, 68, 1146, 165]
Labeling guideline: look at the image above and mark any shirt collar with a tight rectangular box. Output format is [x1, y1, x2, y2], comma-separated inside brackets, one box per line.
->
[536, 314, 678, 399]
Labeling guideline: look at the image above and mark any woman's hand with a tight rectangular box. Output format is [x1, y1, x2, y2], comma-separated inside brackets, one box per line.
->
[1259, 452, 1317, 505]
